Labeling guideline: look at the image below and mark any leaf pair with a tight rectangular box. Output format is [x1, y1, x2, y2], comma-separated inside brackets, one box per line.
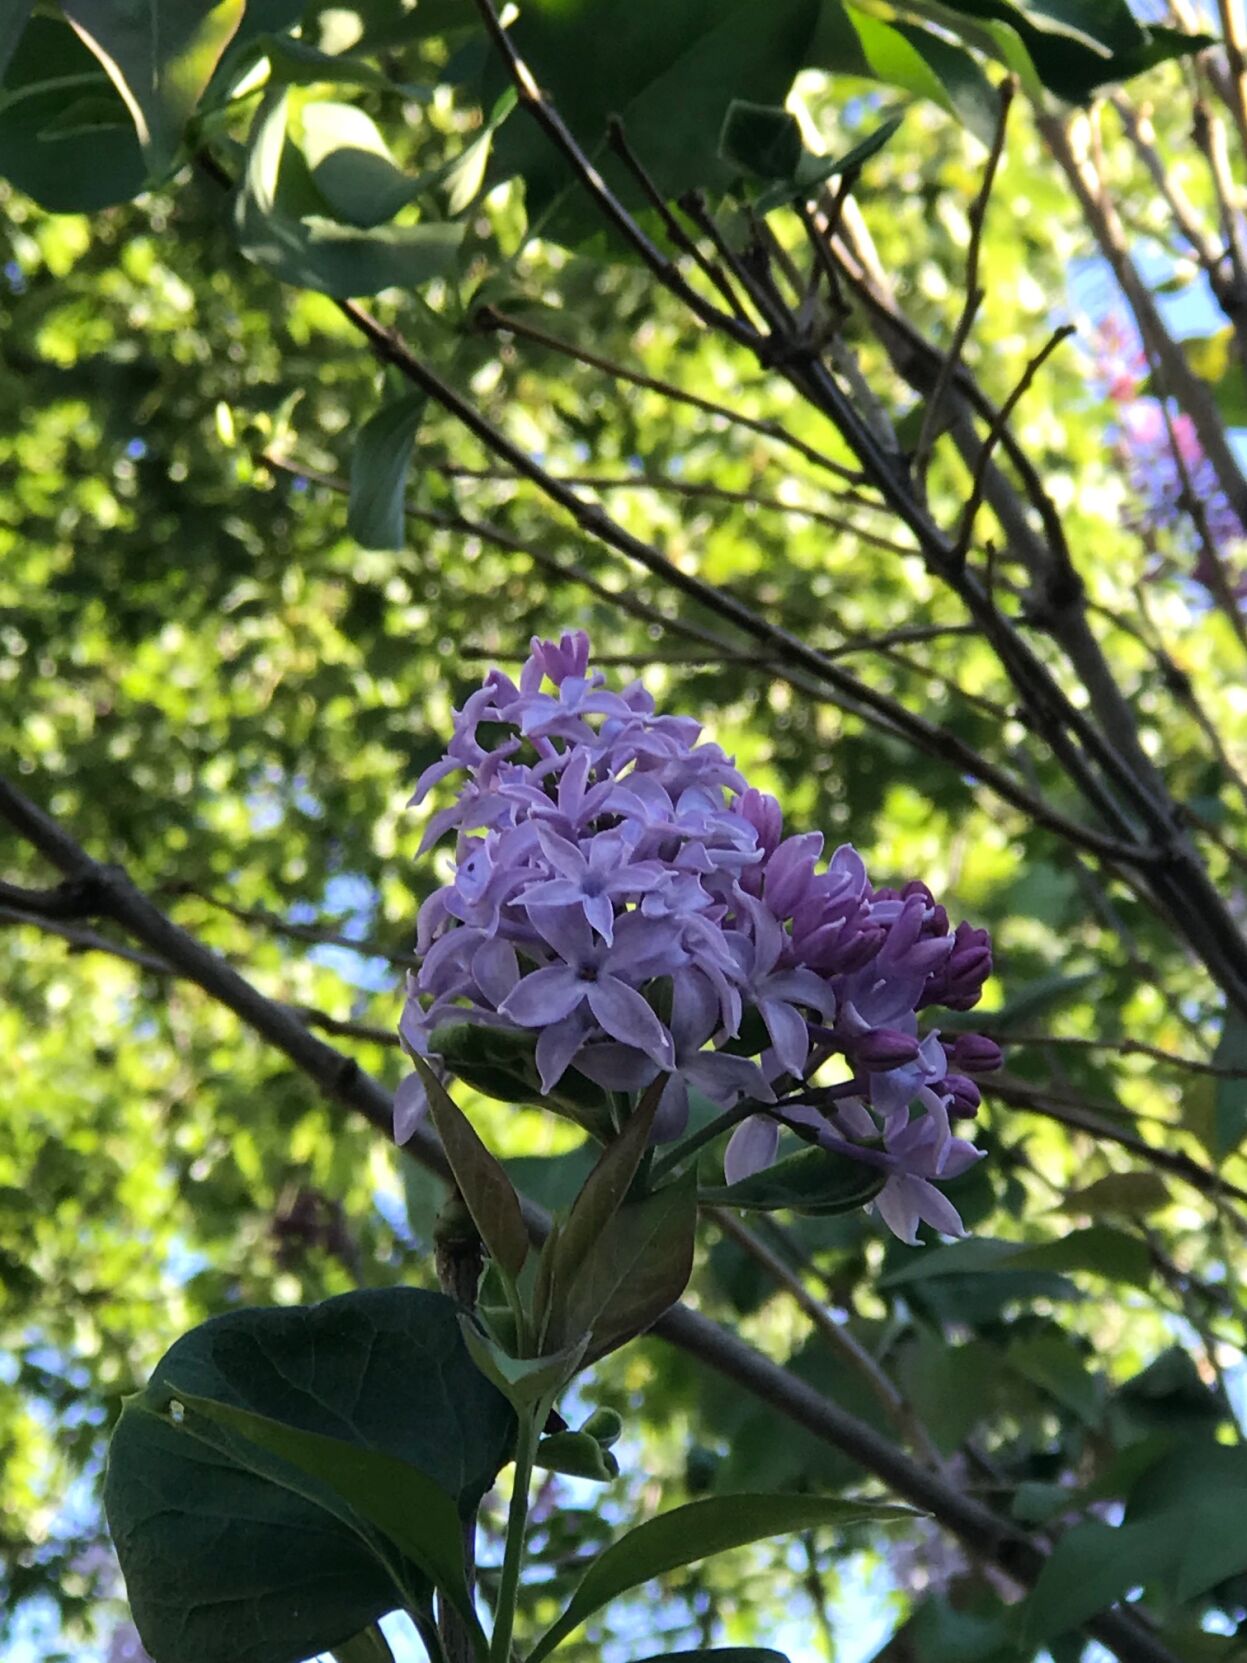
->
[105, 1288, 514, 1663]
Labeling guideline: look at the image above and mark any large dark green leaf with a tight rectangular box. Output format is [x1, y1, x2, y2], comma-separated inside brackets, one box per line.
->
[932, 0, 1209, 99]
[168, 1389, 477, 1619]
[105, 1288, 514, 1663]
[702, 1147, 884, 1215]
[62, 0, 243, 172]
[529, 1493, 910, 1661]
[487, 0, 822, 238]
[0, 16, 146, 211]
[810, 4, 999, 146]
[234, 90, 462, 298]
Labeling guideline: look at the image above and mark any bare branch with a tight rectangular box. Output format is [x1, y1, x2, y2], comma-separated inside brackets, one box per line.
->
[913, 77, 1016, 486]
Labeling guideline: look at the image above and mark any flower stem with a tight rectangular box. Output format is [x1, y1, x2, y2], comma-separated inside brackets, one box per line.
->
[649, 1101, 756, 1184]
[490, 1410, 539, 1663]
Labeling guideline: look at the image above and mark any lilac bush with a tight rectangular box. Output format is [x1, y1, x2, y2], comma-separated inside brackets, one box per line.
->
[398, 634, 999, 1243]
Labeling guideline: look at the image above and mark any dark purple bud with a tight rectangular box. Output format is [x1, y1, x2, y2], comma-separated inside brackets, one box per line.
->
[921, 922, 992, 1011]
[945, 1033, 1003, 1075]
[945, 1073, 982, 1117]
[854, 1027, 922, 1069]
[836, 924, 887, 974]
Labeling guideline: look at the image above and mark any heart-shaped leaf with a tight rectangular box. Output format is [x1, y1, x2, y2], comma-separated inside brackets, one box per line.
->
[105, 1288, 514, 1663]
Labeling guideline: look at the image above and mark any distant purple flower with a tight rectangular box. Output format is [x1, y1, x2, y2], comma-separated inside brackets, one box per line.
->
[401, 632, 998, 1242]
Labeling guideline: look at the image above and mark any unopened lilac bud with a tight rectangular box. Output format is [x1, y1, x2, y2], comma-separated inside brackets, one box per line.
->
[945, 1033, 1003, 1075]
[945, 1073, 982, 1117]
[736, 789, 783, 857]
[921, 922, 992, 1011]
[529, 629, 591, 686]
[854, 1027, 922, 1069]
[763, 832, 823, 919]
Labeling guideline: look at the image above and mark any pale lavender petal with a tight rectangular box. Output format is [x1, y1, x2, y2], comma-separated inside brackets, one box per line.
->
[393, 1072, 428, 1144]
[526, 904, 595, 966]
[535, 822, 589, 879]
[574, 1041, 659, 1092]
[472, 938, 519, 1007]
[758, 998, 811, 1078]
[724, 1114, 781, 1185]
[874, 1175, 922, 1245]
[588, 975, 676, 1068]
[583, 890, 616, 944]
[683, 1049, 773, 1105]
[535, 1008, 594, 1093]
[653, 1074, 690, 1144]
[911, 1178, 967, 1237]
[501, 965, 585, 1027]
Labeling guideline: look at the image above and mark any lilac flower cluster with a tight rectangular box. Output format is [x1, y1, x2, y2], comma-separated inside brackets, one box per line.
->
[398, 633, 999, 1243]
[1093, 316, 1247, 598]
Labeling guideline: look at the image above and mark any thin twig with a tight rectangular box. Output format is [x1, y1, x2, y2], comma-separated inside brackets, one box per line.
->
[261, 452, 1157, 868]
[711, 1207, 948, 1471]
[953, 326, 1077, 562]
[981, 1029, 1243, 1078]
[475, 304, 868, 487]
[913, 77, 1016, 486]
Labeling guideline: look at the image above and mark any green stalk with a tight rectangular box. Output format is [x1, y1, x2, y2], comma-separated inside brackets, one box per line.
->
[490, 1410, 540, 1663]
[649, 1101, 756, 1185]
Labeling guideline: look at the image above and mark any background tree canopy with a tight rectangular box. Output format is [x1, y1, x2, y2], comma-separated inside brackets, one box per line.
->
[3, 1, 1247, 1660]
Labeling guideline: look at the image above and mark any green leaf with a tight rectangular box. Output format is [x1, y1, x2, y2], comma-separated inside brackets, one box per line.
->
[167, 1388, 477, 1621]
[0, 16, 145, 211]
[809, 3, 999, 146]
[1060, 1171, 1171, 1218]
[535, 1428, 620, 1482]
[1006, 1335, 1103, 1426]
[332, 1626, 397, 1663]
[459, 1319, 587, 1408]
[104, 1289, 514, 1663]
[540, 1078, 664, 1337]
[62, 0, 243, 172]
[932, 0, 1209, 98]
[719, 101, 804, 180]
[301, 101, 417, 228]
[702, 1147, 885, 1214]
[1127, 1441, 1247, 1601]
[412, 1055, 529, 1278]
[348, 393, 425, 550]
[332, 1628, 397, 1663]
[1021, 1517, 1174, 1642]
[234, 89, 463, 298]
[882, 1228, 1150, 1291]
[0, 1, 31, 86]
[553, 1170, 698, 1361]
[626, 1654, 791, 1662]
[529, 1493, 911, 1662]
[1211, 1009, 1247, 1155]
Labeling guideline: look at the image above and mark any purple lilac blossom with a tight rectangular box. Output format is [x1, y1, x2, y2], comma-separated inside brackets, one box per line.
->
[398, 633, 997, 1244]
[1092, 316, 1247, 598]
